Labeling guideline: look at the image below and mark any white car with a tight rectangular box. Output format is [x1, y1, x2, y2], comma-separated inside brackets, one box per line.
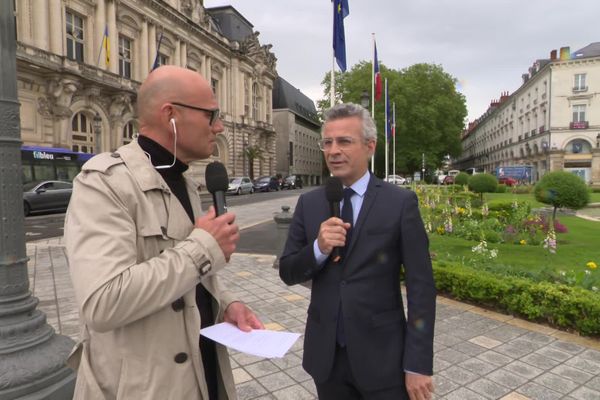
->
[226, 177, 254, 195]
[385, 175, 406, 185]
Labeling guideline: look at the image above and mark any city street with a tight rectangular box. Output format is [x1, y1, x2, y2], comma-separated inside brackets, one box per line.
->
[24, 187, 312, 242]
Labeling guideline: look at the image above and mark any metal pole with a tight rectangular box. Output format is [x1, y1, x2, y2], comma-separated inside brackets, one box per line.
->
[370, 33, 375, 173]
[422, 152, 425, 182]
[0, 3, 75, 398]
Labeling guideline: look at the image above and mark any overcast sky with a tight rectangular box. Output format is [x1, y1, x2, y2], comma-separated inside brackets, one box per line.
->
[205, 0, 600, 123]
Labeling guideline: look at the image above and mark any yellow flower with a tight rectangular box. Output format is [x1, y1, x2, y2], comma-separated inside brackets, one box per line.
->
[519, 239, 527, 245]
[436, 226, 445, 235]
[587, 262, 598, 270]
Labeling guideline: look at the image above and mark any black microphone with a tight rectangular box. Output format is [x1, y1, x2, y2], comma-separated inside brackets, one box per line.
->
[205, 161, 229, 216]
[325, 177, 344, 263]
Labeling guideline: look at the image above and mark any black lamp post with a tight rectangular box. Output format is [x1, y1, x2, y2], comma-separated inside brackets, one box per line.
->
[596, 133, 600, 148]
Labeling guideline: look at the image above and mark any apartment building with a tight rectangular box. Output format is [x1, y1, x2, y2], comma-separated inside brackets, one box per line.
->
[456, 43, 600, 184]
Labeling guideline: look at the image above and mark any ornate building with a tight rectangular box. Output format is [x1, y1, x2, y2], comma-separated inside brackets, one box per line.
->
[15, 0, 277, 184]
[272, 77, 323, 186]
[456, 43, 600, 185]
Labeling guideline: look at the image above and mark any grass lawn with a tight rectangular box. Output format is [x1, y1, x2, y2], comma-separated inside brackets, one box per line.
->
[429, 215, 600, 286]
[482, 191, 600, 209]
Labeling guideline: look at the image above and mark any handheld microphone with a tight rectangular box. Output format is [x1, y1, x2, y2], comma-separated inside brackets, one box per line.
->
[205, 162, 229, 216]
[325, 177, 344, 263]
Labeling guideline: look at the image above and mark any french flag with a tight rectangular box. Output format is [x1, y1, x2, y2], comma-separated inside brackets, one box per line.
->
[374, 41, 382, 101]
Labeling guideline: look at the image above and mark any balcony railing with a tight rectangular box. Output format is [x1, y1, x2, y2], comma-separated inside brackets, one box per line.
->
[539, 125, 545, 134]
[572, 86, 588, 93]
[570, 121, 589, 129]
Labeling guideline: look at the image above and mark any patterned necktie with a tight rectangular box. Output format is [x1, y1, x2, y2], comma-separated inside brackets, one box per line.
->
[337, 188, 354, 347]
[341, 188, 354, 254]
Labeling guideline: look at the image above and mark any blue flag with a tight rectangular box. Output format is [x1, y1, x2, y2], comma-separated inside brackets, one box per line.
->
[151, 32, 164, 71]
[333, 0, 349, 72]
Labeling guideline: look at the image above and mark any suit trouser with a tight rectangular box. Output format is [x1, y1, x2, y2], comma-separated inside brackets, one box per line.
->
[315, 345, 408, 400]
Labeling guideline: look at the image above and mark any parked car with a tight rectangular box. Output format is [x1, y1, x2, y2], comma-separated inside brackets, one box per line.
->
[227, 177, 254, 195]
[385, 175, 406, 185]
[23, 180, 73, 216]
[253, 176, 280, 192]
[282, 175, 303, 190]
[498, 176, 518, 186]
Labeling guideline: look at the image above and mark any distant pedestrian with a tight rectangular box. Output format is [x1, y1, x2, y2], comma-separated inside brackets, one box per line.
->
[279, 103, 436, 399]
[65, 66, 263, 400]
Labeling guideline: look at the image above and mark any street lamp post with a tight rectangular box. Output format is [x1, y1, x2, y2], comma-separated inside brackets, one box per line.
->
[360, 90, 370, 109]
[421, 152, 425, 183]
[0, 4, 75, 398]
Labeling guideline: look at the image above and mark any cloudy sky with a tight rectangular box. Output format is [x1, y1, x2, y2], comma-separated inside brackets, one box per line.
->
[205, 0, 600, 123]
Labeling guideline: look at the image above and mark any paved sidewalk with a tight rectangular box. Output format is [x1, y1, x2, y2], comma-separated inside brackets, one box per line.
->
[27, 196, 600, 399]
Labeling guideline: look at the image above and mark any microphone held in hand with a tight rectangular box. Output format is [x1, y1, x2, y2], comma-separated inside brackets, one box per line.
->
[325, 177, 344, 262]
[205, 161, 229, 216]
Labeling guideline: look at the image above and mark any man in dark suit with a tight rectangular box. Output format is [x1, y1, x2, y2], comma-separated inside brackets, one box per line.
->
[279, 103, 436, 400]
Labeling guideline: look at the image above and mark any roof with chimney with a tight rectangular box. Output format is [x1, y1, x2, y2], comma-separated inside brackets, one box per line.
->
[273, 77, 319, 126]
[572, 42, 600, 59]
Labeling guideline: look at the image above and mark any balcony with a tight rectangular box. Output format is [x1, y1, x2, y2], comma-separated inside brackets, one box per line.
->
[572, 86, 588, 93]
[570, 121, 589, 129]
[538, 125, 545, 134]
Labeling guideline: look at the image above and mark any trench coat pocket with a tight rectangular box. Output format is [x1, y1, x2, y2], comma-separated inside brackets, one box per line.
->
[371, 309, 403, 328]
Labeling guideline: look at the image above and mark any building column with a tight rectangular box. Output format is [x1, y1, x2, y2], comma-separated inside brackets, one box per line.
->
[180, 41, 187, 68]
[107, 0, 118, 73]
[49, 0, 62, 54]
[32, 0, 49, 50]
[591, 149, 600, 185]
[140, 18, 149, 78]
[174, 37, 181, 67]
[148, 24, 156, 70]
[15, 0, 32, 44]
[549, 150, 564, 172]
[95, 0, 106, 68]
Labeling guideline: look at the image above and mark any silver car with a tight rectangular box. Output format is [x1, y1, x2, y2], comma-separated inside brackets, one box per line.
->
[23, 180, 73, 216]
[226, 177, 254, 195]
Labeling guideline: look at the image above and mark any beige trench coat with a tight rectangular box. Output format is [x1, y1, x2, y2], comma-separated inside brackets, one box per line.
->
[65, 141, 238, 400]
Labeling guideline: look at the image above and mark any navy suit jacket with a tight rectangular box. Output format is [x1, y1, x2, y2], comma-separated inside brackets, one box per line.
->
[279, 175, 436, 391]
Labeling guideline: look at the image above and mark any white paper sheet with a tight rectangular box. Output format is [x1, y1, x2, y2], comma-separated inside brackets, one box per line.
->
[200, 322, 301, 358]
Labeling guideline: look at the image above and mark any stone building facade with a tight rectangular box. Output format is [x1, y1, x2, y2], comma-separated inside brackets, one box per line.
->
[456, 43, 600, 185]
[14, 0, 277, 185]
[272, 77, 322, 186]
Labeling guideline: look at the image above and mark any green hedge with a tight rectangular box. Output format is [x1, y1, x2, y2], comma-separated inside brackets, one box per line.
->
[433, 261, 600, 336]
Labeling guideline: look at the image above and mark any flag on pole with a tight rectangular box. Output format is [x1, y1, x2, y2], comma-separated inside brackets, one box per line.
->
[103, 25, 110, 66]
[151, 31, 164, 71]
[374, 41, 382, 101]
[392, 102, 396, 137]
[333, 0, 349, 72]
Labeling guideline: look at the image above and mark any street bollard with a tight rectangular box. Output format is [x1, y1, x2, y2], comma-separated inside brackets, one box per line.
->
[272, 205, 293, 270]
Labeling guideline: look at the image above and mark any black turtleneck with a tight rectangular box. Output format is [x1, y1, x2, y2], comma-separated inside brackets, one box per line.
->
[137, 135, 219, 400]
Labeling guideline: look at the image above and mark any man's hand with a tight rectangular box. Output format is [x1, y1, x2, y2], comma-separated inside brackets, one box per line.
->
[224, 301, 264, 332]
[317, 217, 351, 255]
[406, 373, 434, 400]
[195, 206, 239, 261]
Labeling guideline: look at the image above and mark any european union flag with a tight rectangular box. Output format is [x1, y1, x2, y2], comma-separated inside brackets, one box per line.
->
[333, 0, 349, 72]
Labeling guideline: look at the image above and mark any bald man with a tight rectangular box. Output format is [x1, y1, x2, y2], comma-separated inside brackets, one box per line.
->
[65, 66, 262, 400]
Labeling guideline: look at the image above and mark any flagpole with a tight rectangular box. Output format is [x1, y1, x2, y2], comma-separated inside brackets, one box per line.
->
[384, 79, 389, 180]
[370, 33, 375, 173]
[330, 55, 335, 107]
[393, 102, 396, 181]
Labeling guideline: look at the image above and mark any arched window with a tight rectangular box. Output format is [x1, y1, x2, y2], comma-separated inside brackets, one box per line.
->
[123, 121, 137, 145]
[71, 112, 94, 153]
[567, 139, 592, 154]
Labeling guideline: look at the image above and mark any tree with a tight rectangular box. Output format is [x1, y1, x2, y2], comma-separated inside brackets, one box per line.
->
[468, 173, 498, 201]
[454, 172, 469, 186]
[534, 172, 590, 221]
[317, 62, 466, 178]
[244, 145, 263, 180]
